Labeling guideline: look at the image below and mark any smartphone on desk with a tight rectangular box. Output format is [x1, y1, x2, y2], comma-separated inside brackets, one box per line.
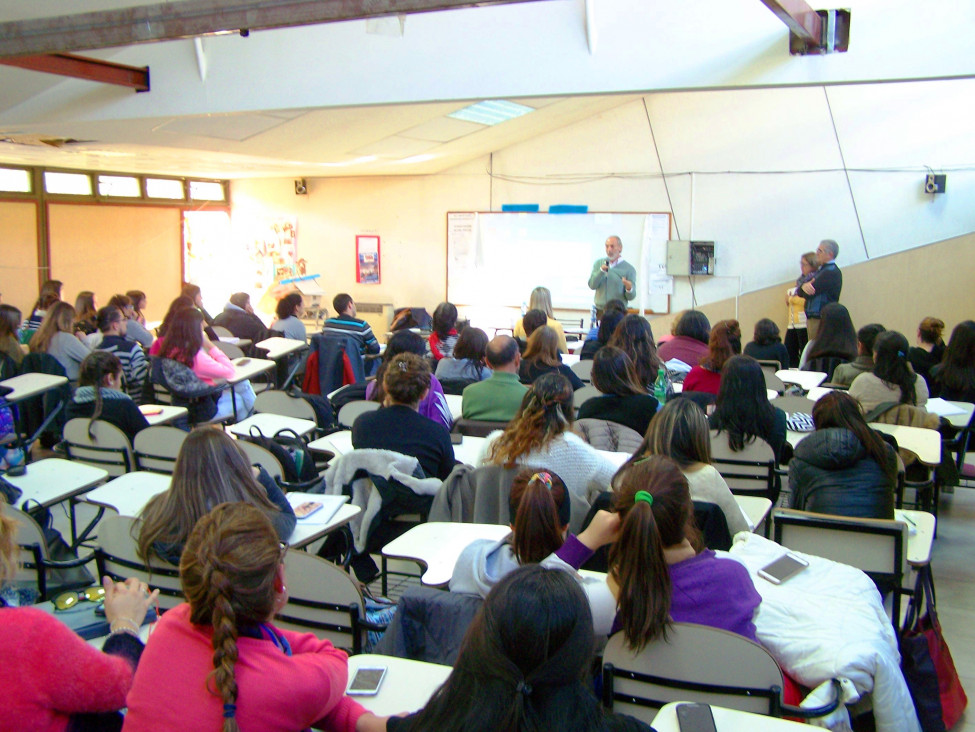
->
[347, 666, 387, 696]
[676, 703, 717, 732]
[450, 433, 464, 445]
[758, 552, 809, 585]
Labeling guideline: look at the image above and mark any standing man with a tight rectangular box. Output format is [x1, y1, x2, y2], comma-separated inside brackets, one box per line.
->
[799, 239, 842, 340]
[588, 235, 636, 319]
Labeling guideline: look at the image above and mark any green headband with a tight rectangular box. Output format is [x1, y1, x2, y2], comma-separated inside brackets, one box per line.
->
[634, 490, 654, 507]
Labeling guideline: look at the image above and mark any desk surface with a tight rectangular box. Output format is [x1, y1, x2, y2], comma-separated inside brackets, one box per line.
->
[382, 522, 511, 586]
[255, 336, 308, 359]
[347, 654, 451, 716]
[286, 492, 359, 549]
[0, 372, 68, 403]
[228, 357, 275, 384]
[897, 508, 935, 566]
[652, 702, 809, 731]
[869, 422, 942, 465]
[775, 369, 827, 391]
[5, 458, 108, 508]
[228, 412, 318, 438]
[926, 397, 974, 427]
[83, 471, 171, 516]
[308, 430, 486, 467]
[139, 404, 187, 426]
[444, 393, 462, 422]
[737, 495, 773, 531]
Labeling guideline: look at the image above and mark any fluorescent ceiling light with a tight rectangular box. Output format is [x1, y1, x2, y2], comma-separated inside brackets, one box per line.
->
[447, 100, 534, 126]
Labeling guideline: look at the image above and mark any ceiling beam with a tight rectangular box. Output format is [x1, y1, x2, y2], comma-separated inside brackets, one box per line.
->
[758, 0, 822, 43]
[0, 53, 149, 90]
[0, 0, 555, 58]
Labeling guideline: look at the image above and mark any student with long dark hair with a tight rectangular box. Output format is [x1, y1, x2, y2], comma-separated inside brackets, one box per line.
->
[436, 326, 491, 383]
[789, 391, 897, 519]
[909, 317, 946, 393]
[520, 326, 584, 390]
[579, 306, 625, 361]
[151, 295, 195, 344]
[710, 355, 787, 463]
[608, 314, 662, 389]
[429, 301, 459, 360]
[368, 330, 452, 430]
[125, 503, 386, 732]
[28, 301, 91, 380]
[743, 318, 790, 369]
[392, 564, 650, 732]
[66, 351, 150, 441]
[683, 319, 741, 396]
[126, 289, 148, 326]
[270, 292, 306, 341]
[832, 323, 885, 388]
[849, 330, 928, 412]
[656, 310, 710, 370]
[798, 302, 857, 380]
[0, 304, 23, 366]
[608, 455, 761, 651]
[577, 346, 658, 435]
[24, 279, 63, 332]
[73, 291, 98, 335]
[931, 320, 975, 402]
[181, 283, 214, 326]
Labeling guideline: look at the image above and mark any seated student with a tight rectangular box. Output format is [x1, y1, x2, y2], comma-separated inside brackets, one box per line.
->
[0, 501, 160, 732]
[212, 291, 273, 346]
[709, 355, 788, 465]
[798, 302, 857, 381]
[789, 391, 897, 519]
[683, 319, 741, 396]
[513, 286, 569, 352]
[514, 308, 548, 354]
[353, 352, 456, 480]
[462, 335, 528, 422]
[931, 320, 975, 402]
[579, 306, 625, 361]
[608, 454, 761, 648]
[636, 398, 749, 536]
[66, 351, 150, 443]
[577, 346, 659, 436]
[608, 314, 664, 390]
[743, 318, 790, 369]
[436, 326, 492, 383]
[0, 304, 23, 367]
[24, 279, 62, 332]
[91, 305, 148, 403]
[832, 323, 885, 388]
[124, 503, 387, 732]
[392, 564, 651, 732]
[137, 428, 296, 564]
[429, 301, 460, 361]
[451, 469, 619, 636]
[479, 373, 617, 512]
[270, 291, 307, 341]
[323, 293, 380, 357]
[181, 283, 215, 326]
[908, 316, 946, 393]
[368, 330, 452, 430]
[28, 301, 92, 381]
[519, 326, 585, 390]
[656, 310, 711, 372]
[73, 291, 98, 335]
[849, 330, 929, 413]
[126, 289, 148, 326]
[107, 293, 154, 349]
[151, 295, 194, 345]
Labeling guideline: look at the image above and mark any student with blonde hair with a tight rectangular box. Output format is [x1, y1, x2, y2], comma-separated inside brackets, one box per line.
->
[28, 301, 91, 380]
[519, 326, 584, 390]
[513, 286, 568, 351]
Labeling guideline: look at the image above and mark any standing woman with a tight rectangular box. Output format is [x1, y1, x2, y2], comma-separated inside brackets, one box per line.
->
[74, 291, 99, 335]
[270, 292, 306, 341]
[577, 346, 659, 436]
[785, 252, 818, 368]
[908, 317, 946, 392]
[429, 301, 459, 361]
[126, 289, 148, 325]
[849, 330, 929, 413]
[931, 321, 975, 402]
[125, 503, 386, 732]
[66, 351, 150, 442]
[0, 304, 23, 367]
[683, 319, 741, 396]
[519, 326, 584, 390]
[24, 279, 62, 333]
[798, 302, 857, 381]
[608, 314, 664, 389]
[513, 286, 568, 352]
[28, 301, 92, 381]
[710, 355, 788, 464]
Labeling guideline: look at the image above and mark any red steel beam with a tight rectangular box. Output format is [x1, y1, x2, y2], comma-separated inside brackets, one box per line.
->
[759, 0, 822, 44]
[0, 52, 149, 91]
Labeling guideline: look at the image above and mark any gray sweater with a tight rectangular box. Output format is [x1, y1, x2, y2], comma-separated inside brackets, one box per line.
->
[46, 331, 91, 380]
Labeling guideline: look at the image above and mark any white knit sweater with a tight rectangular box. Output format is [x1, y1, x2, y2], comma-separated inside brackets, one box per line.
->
[683, 463, 751, 535]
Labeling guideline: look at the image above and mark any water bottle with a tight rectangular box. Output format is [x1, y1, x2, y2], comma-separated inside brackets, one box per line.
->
[653, 367, 667, 406]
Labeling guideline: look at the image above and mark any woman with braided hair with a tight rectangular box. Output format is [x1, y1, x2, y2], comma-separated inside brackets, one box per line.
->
[66, 350, 150, 441]
[477, 373, 618, 526]
[124, 502, 389, 732]
[389, 564, 651, 732]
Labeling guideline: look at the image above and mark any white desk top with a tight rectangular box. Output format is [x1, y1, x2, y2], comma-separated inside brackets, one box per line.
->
[5, 458, 108, 508]
[444, 393, 462, 422]
[897, 508, 935, 566]
[308, 429, 486, 467]
[927, 397, 974, 427]
[229, 412, 318, 439]
[139, 404, 188, 426]
[452, 435, 486, 466]
[347, 654, 451, 716]
[255, 336, 308, 359]
[737, 495, 773, 531]
[382, 522, 511, 586]
[228, 357, 275, 384]
[0, 372, 68, 403]
[775, 369, 827, 392]
[869, 422, 942, 465]
[561, 353, 581, 366]
[83, 471, 171, 516]
[653, 702, 809, 731]
[286, 492, 359, 549]
[219, 336, 251, 347]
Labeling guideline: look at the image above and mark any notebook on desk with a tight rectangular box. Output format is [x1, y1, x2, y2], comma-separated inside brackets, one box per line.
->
[293, 494, 348, 525]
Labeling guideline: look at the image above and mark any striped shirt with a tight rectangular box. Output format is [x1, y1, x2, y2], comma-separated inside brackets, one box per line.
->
[96, 334, 148, 404]
[321, 316, 380, 355]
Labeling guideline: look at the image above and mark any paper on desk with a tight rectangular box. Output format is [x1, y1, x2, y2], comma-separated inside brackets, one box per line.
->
[218, 336, 241, 344]
[925, 397, 966, 417]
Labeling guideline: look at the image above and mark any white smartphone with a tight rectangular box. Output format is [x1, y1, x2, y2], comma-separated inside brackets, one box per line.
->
[758, 552, 809, 585]
[347, 666, 387, 696]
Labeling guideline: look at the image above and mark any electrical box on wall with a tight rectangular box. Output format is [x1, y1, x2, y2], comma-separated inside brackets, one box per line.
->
[924, 174, 946, 194]
[667, 241, 716, 276]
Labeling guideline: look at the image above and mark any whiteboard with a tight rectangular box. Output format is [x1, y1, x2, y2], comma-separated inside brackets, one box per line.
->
[447, 212, 671, 313]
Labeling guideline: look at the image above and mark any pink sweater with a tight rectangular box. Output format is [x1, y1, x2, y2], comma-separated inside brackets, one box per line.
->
[150, 343, 235, 385]
[0, 607, 137, 731]
[122, 603, 366, 732]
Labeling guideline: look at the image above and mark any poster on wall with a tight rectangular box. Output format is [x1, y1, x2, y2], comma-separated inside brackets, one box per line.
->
[356, 235, 381, 284]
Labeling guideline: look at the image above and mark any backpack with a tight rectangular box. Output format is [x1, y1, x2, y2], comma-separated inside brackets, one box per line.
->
[246, 427, 320, 486]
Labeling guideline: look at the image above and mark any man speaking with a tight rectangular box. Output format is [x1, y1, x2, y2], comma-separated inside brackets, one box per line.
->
[588, 235, 636, 318]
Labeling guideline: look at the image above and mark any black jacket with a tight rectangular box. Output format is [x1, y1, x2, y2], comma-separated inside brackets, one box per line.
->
[577, 394, 659, 436]
[212, 306, 273, 351]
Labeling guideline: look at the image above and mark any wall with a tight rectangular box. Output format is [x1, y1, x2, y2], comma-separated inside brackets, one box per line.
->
[0, 199, 38, 316]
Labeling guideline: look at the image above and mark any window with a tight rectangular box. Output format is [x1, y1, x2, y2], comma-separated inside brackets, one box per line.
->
[0, 167, 31, 193]
[44, 171, 92, 195]
[146, 178, 185, 199]
[188, 180, 226, 201]
[98, 175, 141, 197]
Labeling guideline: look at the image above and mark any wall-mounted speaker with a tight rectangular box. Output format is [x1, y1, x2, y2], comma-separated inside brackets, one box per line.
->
[924, 174, 946, 194]
[295, 178, 308, 195]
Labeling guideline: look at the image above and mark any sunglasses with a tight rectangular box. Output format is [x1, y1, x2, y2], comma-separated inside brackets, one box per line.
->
[54, 586, 105, 611]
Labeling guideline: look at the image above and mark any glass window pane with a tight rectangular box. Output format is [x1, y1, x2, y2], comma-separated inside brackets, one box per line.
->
[98, 175, 141, 197]
[146, 178, 185, 199]
[188, 180, 225, 201]
[44, 171, 92, 195]
[0, 167, 31, 193]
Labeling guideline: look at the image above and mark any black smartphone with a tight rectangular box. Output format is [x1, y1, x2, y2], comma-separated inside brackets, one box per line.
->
[450, 433, 463, 445]
[676, 703, 717, 732]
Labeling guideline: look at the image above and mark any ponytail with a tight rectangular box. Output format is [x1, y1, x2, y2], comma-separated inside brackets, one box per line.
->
[873, 331, 917, 405]
[77, 351, 122, 439]
[210, 571, 241, 732]
[509, 470, 569, 564]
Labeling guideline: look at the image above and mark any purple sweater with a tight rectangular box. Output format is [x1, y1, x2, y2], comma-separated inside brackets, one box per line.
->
[365, 374, 452, 430]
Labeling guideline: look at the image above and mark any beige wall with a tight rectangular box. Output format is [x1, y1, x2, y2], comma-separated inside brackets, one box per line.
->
[0, 200, 39, 316]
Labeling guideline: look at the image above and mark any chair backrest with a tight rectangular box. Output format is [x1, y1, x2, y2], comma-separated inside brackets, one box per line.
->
[573, 385, 602, 412]
[451, 418, 508, 437]
[772, 507, 908, 622]
[275, 548, 368, 652]
[337, 399, 380, 429]
[758, 363, 786, 392]
[254, 390, 317, 422]
[438, 378, 477, 396]
[771, 395, 816, 415]
[235, 439, 284, 480]
[3, 500, 53, 598]
[133, 425, 189, 474]
[575, 418, 643, 454]
[709, 429, 775, 499]
[211, 325, 233, 337]
[570, 359, 594, 383]
[63, 418, 133, 476]
[95, 514, 184, 611]
[213, 340, 244, 360]
[602, 623, 786, 723]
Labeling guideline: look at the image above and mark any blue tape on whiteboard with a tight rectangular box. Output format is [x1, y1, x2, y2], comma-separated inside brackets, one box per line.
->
[548, 205, 588, 214]
[501, 204, 540, 212]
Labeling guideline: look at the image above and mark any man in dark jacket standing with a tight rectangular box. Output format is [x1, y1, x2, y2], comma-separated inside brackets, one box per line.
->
[799, 239, 842, 340]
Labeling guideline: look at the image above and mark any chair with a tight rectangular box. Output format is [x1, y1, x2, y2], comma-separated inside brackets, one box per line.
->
[150, 356, 228, 427]
[235, 439, 285, 480]
[133, 425, 188, 474]
[693, 500, 733, 551]
[709, 430, 778, 510]
[438, 378, 477, 396]
[575, 418, 643, 454]
[757, 362, 786, 393]
[944, 402, 975, 485]
[337, 399, 380, 429]
[274, 548, 378, 653]
[211, 325, 233, 338]
[451, 418, 508, 437]
[573, 385, 602, 412]
[95, 514, 184, 611]
[803, 357, 845, 384]
[2, 500, 95, 600]
[772, 507, 909, 626]
[570, 359, 594, 383]
[254, 389, 318, 422]
[308, 333, 367, 395]
[18, 352, 71, 449]
[869, 403, 943, 513]
[62, 418, 133, 476]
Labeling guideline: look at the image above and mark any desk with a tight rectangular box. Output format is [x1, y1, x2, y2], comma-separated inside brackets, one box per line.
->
[444, 393, 462, 422]
[926, 398, 974, 428]
[382, 522, 511, 587]
[229, 357, 275, 384]
[255, 336, 308, 388]
[219, 336, 252, 348]
[737, 495, 773, 531]
[0, 372, 69, 465]
[229, 412, 318, 439]
[652, 702, 809, 731]
[869, 423, 941, 465]
[286, 492, 360, 549]
[776, 369, 827, 392]
[562, 352, 581, 366]
[308, 430, 486, 467]
[896, 508, 935, 567]
[139, 404, 188, 426]
[83, 471, 171, 516]
[347, 654, 451, 716]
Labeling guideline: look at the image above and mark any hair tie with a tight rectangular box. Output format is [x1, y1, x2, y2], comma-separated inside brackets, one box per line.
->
[398, 360, 407, 371]
[897, 350, 906, 358]
[634, 490, 654, 507]
[516, 680, 533, 696]
[223, 704, 237, 719]
[531, 472, 553, 489]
